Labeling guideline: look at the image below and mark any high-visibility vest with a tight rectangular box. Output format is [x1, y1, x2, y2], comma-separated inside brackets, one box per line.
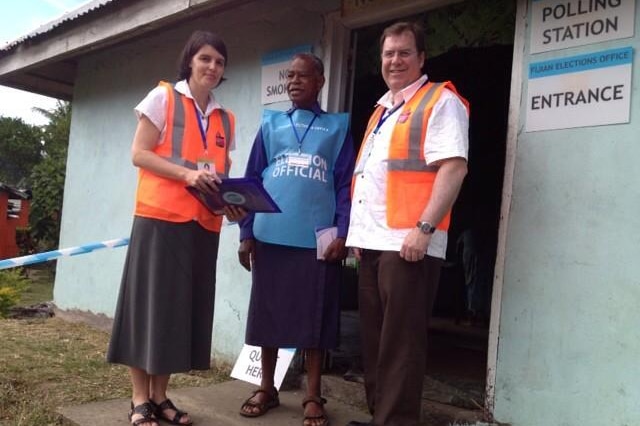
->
[134, 81, 235, 232]
[354, 81, 468, 230]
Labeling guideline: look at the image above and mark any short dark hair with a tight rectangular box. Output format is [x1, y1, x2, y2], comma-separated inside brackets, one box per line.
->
[379, 21, 425, 55]
[291, 52, 324, 77]
[177, 30, 228, 82]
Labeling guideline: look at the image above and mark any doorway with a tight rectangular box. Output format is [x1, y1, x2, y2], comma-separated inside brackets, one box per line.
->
[333, 0, 516, 416]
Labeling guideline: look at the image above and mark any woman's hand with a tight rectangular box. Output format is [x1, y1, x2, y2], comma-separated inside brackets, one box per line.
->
[223, 205, 247, 222]
[323, 237, 348, 262]
[186, 169, 222, 194]
[238, 239, 256, 271]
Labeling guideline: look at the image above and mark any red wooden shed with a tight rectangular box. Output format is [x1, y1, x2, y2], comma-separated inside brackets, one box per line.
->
[0, 183, 31, 260]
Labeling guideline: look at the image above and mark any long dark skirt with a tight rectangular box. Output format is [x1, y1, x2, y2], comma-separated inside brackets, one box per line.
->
[245, 241, 340, 349]
[107, 216, 220, 375]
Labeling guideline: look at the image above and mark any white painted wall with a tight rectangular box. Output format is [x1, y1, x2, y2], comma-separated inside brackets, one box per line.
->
[493, 2, 640, 425]
[54, 0, 341, 363]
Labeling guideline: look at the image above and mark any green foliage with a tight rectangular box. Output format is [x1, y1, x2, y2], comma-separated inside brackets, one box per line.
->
[29, 102, 71, 251]
[0, 116, 42, 186]
[0, 269, 29, 318]
[423, 0, 516, 58]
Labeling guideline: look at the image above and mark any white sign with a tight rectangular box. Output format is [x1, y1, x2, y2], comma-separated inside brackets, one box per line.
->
[261, 45, 312, 105]
[530, 0, 636, 53]
[230, 344, 296, 390]
[526, 47, 633, 132]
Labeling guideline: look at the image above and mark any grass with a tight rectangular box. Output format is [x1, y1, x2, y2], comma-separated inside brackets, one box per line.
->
[0, 267, 230, 426]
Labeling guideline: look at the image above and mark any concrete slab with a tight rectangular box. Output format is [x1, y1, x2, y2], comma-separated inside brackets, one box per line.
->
[58, 379, 371, 426]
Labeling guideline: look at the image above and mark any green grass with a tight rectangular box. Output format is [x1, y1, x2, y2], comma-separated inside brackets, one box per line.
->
[0, 266, 230, 426]
[17, 267, 55, 307]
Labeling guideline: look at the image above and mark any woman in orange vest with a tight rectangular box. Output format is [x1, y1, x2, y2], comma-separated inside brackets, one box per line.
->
[107, 30, 245, 426]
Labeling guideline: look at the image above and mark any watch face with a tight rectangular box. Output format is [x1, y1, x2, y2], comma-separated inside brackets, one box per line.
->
[417, 221, 435, 234]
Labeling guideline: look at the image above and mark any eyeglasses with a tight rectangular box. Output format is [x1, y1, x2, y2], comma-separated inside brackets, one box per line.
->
[381, 49, 416, 59]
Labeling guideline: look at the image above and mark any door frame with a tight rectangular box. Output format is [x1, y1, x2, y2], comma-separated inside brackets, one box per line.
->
[320, 0, 528, 416]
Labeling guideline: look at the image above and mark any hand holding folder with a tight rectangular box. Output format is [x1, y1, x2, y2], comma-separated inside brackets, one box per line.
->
[187, 177, 281, 214]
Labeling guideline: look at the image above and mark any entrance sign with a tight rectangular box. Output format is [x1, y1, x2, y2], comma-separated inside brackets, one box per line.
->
[530, 0, 636, 54]
[261, 45, 311, 105]
[231, 344, 296, 390]
[526, 47, 633, 132]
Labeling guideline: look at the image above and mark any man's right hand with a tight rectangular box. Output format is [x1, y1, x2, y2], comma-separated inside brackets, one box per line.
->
[238, 239, 256, 271]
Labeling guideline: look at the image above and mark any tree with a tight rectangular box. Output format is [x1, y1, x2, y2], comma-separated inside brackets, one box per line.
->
[29, 102, 71, 250]
[0, 116, 42, 186]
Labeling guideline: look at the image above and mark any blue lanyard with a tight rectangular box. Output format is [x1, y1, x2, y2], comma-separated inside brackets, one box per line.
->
[289, 112, 318, 153]
[193, 101, 209, 152]
[373, 100, 405, 134]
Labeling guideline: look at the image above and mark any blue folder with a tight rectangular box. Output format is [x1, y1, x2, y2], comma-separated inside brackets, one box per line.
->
[186, 177, 281, 214]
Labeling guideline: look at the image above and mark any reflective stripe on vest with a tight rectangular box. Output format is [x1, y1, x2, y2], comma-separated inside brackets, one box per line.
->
[168, 87, 231, 176]
[387, 82, 443, 173]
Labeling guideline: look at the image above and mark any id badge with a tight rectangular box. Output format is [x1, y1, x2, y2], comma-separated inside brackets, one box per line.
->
[286, 153, 311, 167]
[197, 157, 215, 172]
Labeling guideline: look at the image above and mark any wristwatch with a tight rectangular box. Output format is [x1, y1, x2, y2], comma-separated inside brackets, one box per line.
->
[416, 220, 436, 234]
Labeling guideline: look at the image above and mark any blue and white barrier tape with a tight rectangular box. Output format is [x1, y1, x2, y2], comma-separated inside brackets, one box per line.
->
[0, 238, 129, 270]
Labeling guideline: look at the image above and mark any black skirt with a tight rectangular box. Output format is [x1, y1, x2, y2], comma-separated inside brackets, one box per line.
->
[245, 241, 340, 349]
[107, 216, 220, 375]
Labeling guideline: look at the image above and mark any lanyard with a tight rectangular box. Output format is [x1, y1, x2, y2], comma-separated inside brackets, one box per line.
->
[373, 100, 405, 134]
[193, 101, 209, 152]
[289, 112, 318, 154]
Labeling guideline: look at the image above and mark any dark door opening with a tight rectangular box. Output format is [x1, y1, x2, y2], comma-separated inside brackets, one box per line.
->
[331, 0, 516, 417]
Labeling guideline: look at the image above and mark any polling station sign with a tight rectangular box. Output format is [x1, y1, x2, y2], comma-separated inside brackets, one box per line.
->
[525, 47, 633, 132]
[261, 45, 312, 105]
[530, 0, 635, 54]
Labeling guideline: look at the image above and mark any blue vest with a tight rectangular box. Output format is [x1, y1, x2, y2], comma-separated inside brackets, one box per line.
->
[254, 109, 349, 248]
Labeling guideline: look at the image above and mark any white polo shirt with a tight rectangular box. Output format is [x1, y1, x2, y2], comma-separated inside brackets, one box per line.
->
[346, 75, 469, 259]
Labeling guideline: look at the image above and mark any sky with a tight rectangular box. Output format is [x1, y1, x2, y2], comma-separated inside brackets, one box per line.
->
[0, 0, 90, 125]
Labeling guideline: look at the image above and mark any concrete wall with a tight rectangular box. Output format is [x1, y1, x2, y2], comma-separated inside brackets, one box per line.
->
[54, 0, 341, 363]
[493, 2, 640, 425]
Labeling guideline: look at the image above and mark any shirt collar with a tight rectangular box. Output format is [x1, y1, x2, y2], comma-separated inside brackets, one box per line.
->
[286, 101, 324, 115]
[174, 79, 222, 116]
[376, 74, 429, 109]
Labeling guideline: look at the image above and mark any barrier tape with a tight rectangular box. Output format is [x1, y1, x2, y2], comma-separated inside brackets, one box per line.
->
[0, 238, 129, 270]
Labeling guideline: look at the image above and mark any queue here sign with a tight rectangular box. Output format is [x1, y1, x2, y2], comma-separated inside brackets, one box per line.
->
[525, 47, 633, 132]
[530, 0, 636, 54]
[231, 344, 296, 390]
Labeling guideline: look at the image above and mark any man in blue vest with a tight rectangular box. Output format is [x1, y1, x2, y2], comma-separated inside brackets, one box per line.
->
[238, 53, 355, 426]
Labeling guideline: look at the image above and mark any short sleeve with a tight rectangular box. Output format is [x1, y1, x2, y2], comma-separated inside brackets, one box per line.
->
[424, 89, 469, 165]
[134, 85, 168, 133]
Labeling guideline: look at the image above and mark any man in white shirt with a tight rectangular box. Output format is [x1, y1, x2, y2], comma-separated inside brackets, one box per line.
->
[346, 21, 469, 426]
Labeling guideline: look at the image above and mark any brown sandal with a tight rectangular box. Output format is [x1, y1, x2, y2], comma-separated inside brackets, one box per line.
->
[301, 395, 329, 426]
[239, 387, 280, 417]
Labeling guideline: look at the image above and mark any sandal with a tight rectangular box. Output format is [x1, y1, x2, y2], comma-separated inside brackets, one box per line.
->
[239, 387, 280, 417]
[302, 395, 330, 426]
[150, 398, 193, 425]
[128, 401, 159, 426]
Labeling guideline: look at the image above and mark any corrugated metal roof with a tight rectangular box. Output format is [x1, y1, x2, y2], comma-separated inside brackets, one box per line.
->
[1, 0, 117, 52]
[0, 183, 32, 200]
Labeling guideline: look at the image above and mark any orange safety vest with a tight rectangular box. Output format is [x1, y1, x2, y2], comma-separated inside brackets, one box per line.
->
[135, 81, 235, 232]
[354, 81, 469, 230]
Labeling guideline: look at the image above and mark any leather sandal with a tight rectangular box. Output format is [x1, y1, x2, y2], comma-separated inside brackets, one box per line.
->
[301, 395, 329, 426]
[239, 387, 280, 417]
[128, 401, 159, 426]
[150, 398, 193, 425]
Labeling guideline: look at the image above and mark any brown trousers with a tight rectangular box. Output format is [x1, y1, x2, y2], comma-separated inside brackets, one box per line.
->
[358, 249, 442, 426]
